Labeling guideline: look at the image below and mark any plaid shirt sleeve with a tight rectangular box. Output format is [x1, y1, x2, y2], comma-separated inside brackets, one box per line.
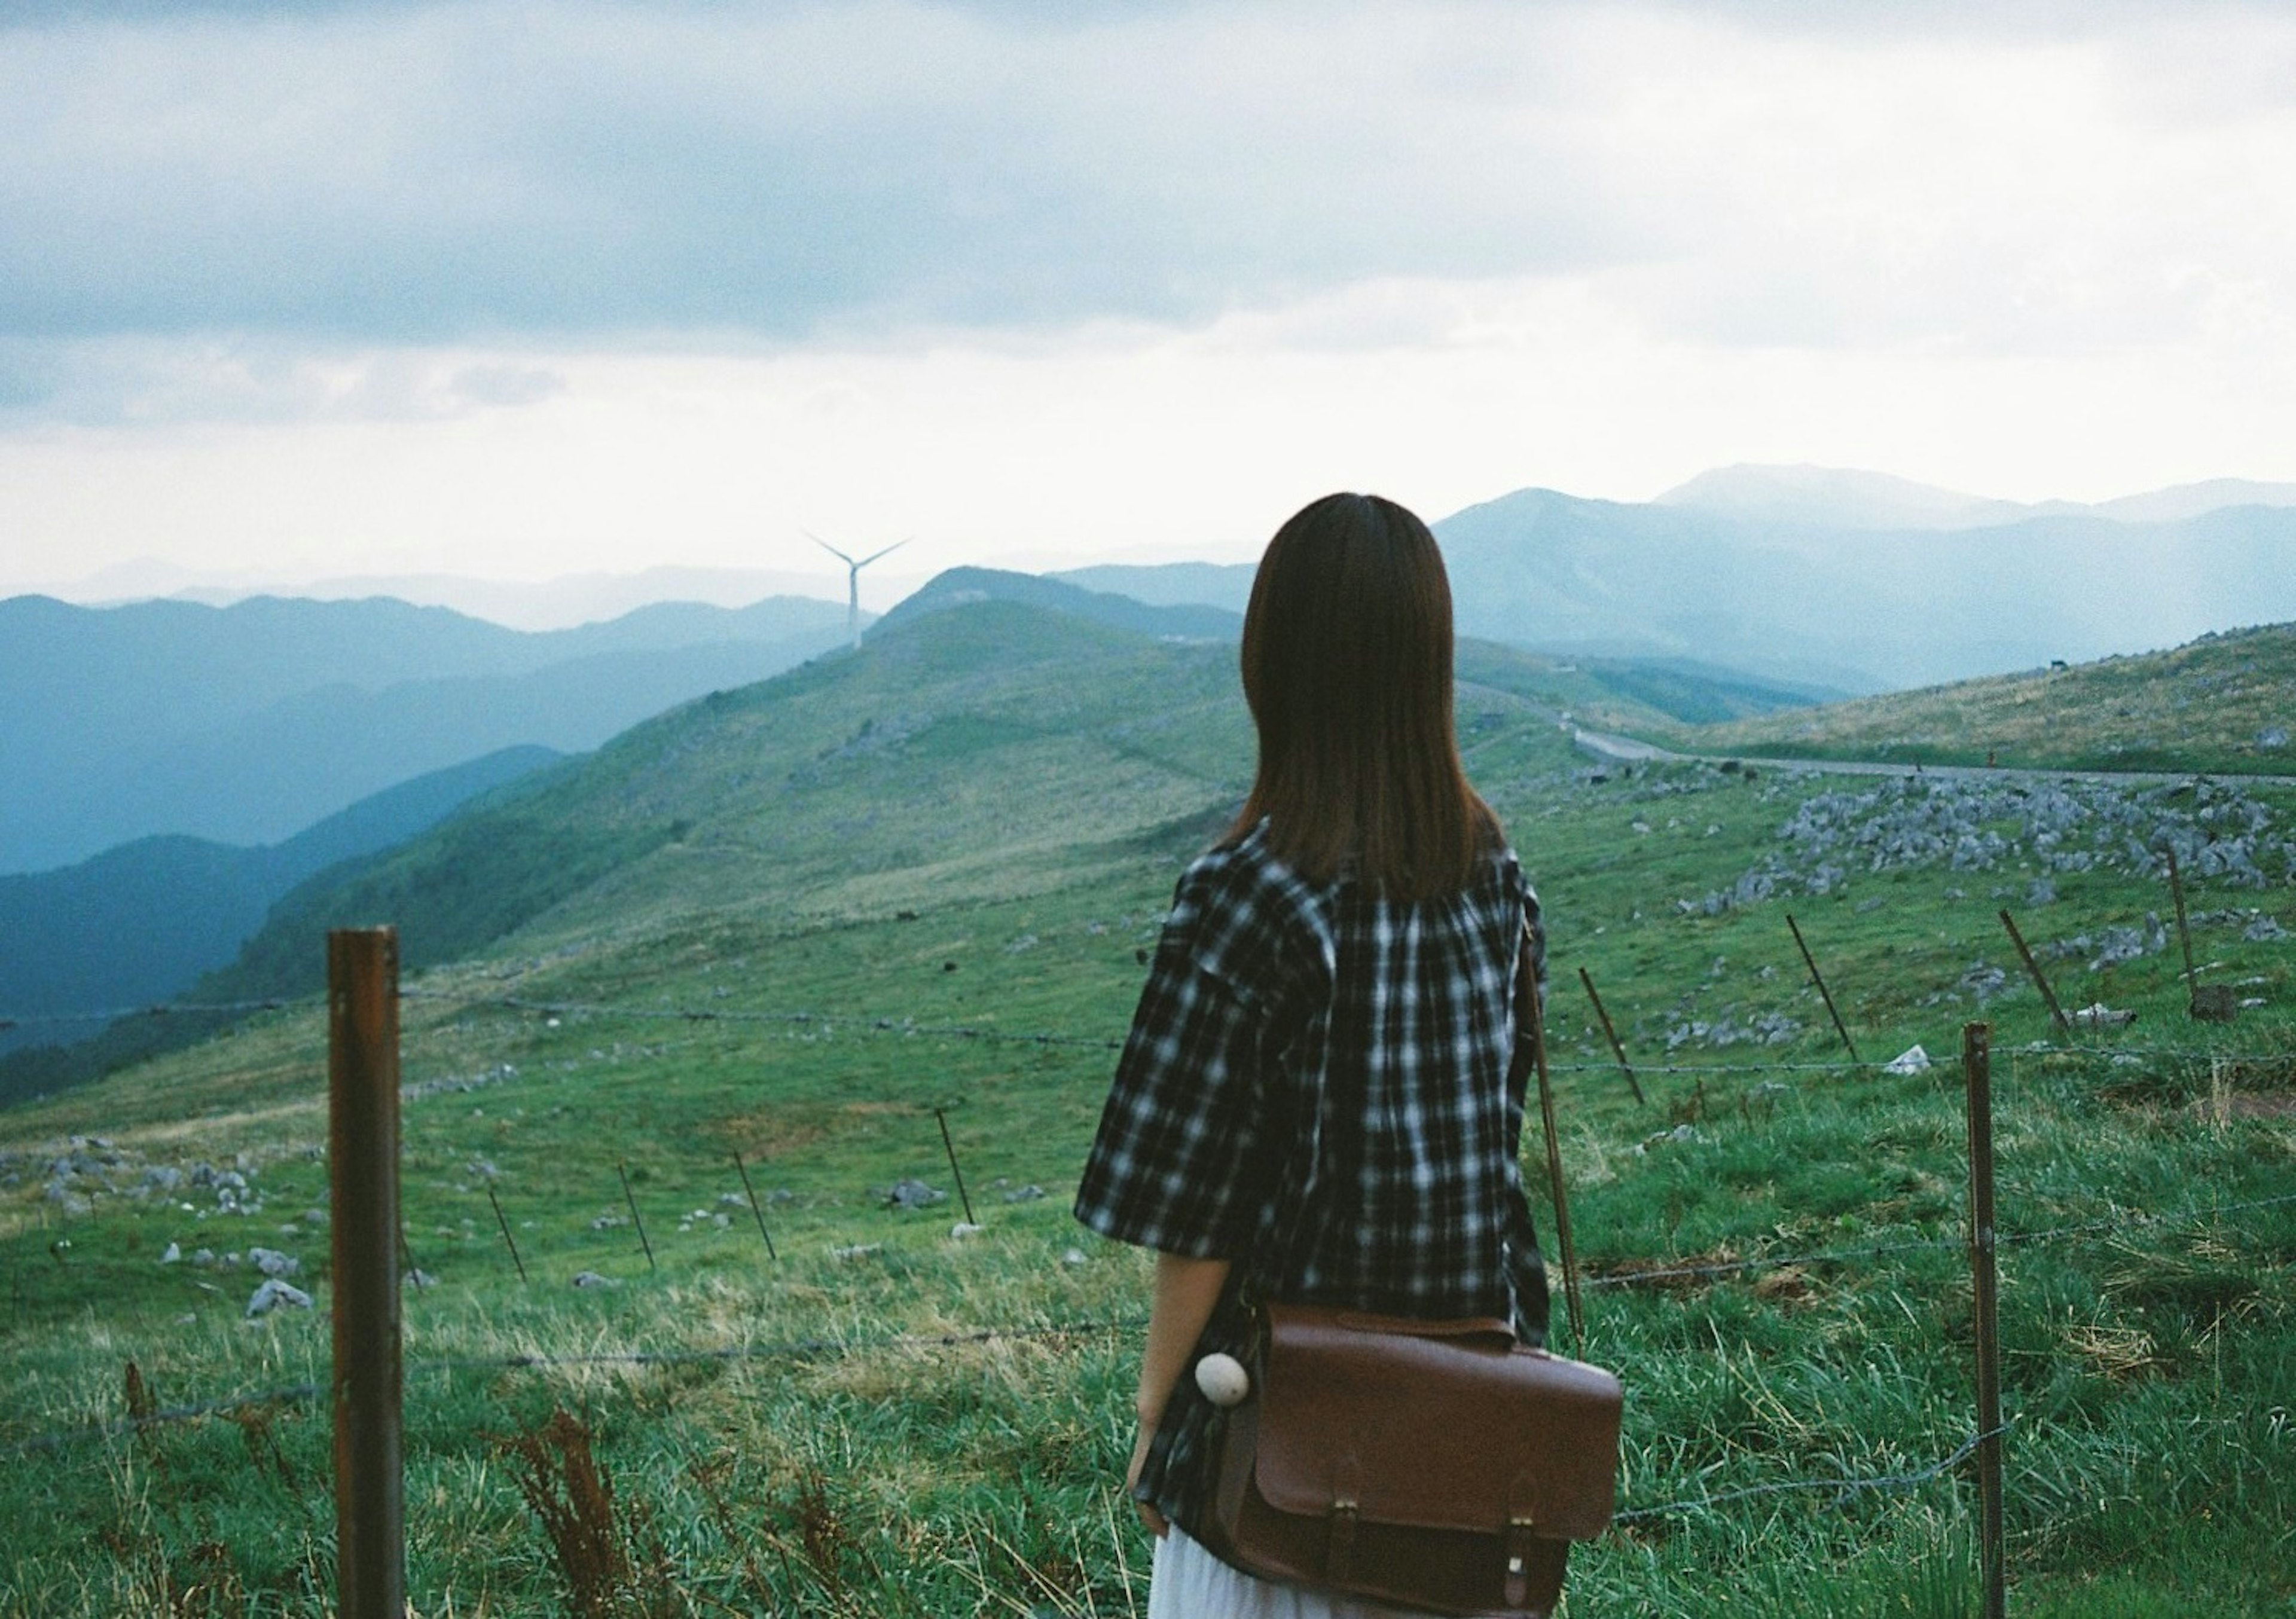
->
[1073, 850, 1314, 1259]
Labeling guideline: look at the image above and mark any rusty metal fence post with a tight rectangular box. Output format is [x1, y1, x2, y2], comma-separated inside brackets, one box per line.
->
[329, 928, 404, 1619]
[1577, 966, 1646, 1106]
[1786, 913, 1861, 1064]
[1962, 1021, 2005, 1619]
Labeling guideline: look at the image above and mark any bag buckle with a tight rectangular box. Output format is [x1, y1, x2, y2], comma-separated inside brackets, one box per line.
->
[1326, 1498, 1359, 1581]
[1504, 1514, 1537, 1607]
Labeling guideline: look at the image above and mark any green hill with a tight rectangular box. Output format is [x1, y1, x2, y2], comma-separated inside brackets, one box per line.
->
[1, 597, 2291, 1615]
[178, 603, 1672, 1010]
[1677, 621, 2296, 775]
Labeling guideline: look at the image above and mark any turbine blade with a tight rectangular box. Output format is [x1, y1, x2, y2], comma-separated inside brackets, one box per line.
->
[804, 530, 856, 566]
[854, 537, 911, 569]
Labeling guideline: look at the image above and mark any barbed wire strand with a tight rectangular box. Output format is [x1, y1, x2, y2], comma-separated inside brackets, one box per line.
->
[5, 1316, 1147, 1458]
[9, 986, 2288, 1079]
[1582, 1189, 2296, 1291]
[1611, 1425, 2006, 1525]
[17, 1187, 2295, 1453]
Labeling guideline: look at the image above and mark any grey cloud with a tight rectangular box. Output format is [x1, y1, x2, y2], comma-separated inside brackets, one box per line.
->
[0, 334, 566, 426]
[0, 1, 1642, 349]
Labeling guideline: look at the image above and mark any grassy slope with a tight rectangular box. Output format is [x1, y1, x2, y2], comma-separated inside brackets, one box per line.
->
[1677, 621, 2296, 774]
[1, 602, 2291, 1615]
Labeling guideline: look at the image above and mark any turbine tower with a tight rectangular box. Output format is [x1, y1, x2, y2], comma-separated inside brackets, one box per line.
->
[807, 532, 908, 651]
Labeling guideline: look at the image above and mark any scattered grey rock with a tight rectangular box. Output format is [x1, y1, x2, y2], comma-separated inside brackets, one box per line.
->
[950, 1222, 987, 1240]
[2072, 1003, 2138, 1028]
[883, 1177, 948, 1210]
[768, 1189, 796, 1206]
[2261, 727, 2288, 749]
[248, 1247, 300, 1279]
[404, 1269, 439, 1290]
[1061, 1247, 1088, 1267]
[1883, 1045, 1932, 1075]
[2088, 917, 2168, 972]
[590, 1214, 625, 1230]
[2245, 915, 2290, 942]
[571, 1270, 621, 1289]
[191, 1248, 216, 1267]
[245, 1279, 313, 1317]
[2026, 878, 2057, 908]
[831, 1242, 884, 1261]
[159, 1242, 182, 1264]
[1002, 1184, 1047, 1204]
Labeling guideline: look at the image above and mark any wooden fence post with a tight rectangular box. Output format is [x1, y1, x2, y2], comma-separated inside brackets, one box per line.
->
[1962, 1021, 2006, 1619]
[328, 928, 404, 1619]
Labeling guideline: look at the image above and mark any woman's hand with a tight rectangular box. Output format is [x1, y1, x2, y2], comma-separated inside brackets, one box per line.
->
[1128, 1251, 1229, 1539]
[1126, 1425, 1169, 1537]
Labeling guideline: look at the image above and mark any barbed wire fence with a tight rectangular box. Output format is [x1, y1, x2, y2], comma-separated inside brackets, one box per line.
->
[4, 939, 2292, 1612]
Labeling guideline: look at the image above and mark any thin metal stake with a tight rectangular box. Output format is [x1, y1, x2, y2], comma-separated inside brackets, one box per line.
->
[2166, 845, 2202, 1011]
[485, 1185, 527, 1285]
[618, 1162, 657, 1272]
[328, 927, 404, 1619]
[935, 1108, 978, 1227]
[1526, 983, 1584, 1354]
[1786, 913, 1861, 1064]
[732, 1152, 779, 1260]
[1962, 1021, 2007, 1619]
[1577, 966, 1646, 1106]
[1997, 909, 2072, 1035]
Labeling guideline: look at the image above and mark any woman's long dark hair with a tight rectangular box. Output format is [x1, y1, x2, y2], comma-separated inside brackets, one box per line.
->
[1226, 492, 1498, 901]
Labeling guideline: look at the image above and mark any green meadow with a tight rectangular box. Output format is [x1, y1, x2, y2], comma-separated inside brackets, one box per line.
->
[1680, 620, 2296, 777]
[2, 603, 2292, 1615]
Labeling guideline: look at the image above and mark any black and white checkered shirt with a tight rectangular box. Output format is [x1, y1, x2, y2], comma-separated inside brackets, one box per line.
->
[1074, 820, 1549, 1533]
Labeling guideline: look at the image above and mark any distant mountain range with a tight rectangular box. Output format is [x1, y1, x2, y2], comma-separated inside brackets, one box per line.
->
[0, 591, 853, 873]
[0, 744, 558, 1060]
[1061, 466, 2296, 691]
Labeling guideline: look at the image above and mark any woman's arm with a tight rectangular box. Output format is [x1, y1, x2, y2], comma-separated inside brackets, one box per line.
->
[1125, 1251, 1233, 1535]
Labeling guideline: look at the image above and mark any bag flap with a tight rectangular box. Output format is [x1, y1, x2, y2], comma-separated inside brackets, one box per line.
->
[1252, 1303, 1622, 1540]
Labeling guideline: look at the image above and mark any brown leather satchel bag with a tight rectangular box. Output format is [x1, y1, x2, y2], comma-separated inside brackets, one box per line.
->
[1195, 921, 1623, 1618]
[1200, 1305, 1621, 1617]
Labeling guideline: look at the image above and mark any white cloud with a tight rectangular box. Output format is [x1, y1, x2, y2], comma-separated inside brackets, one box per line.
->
[6, 1, 2296, 589]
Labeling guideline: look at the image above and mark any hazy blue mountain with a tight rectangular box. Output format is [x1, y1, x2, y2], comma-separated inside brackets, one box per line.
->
[1052, 561, 1257, 615]
[1067, 475, 2296, 692]
[1656, 463, 2296, 532]
[871, 566, 1242, 642]
[0, 592, 849, 872]
[0, 745, 558, 1058]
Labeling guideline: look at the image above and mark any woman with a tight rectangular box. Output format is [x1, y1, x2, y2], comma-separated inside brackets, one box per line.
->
[1073, 493, 1548, 1616]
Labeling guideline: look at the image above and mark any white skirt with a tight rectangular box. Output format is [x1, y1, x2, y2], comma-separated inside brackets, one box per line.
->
[1147, 1526, 1420, 1619]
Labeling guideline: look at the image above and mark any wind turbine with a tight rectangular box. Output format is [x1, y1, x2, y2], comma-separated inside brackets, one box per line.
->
[806, 531, 909, 651]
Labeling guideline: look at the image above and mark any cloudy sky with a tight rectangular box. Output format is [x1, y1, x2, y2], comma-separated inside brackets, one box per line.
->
[4, 0, 2295, 609]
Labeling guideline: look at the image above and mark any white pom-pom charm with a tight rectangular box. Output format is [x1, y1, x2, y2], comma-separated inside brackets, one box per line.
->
[1194, 1351, 1251, 1408]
